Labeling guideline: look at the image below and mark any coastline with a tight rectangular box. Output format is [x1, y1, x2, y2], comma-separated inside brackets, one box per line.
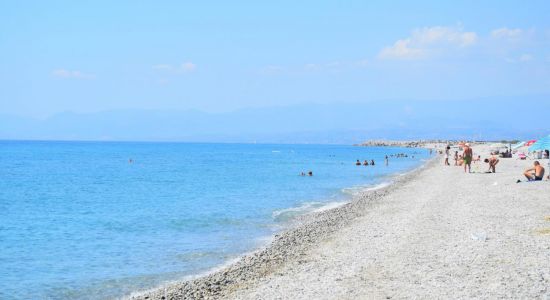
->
[127, 153, 438, 299]
[225, 144, 550, 299]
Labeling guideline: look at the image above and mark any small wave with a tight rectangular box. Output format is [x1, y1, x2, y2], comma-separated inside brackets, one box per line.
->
[341, 181, 392, 197]
[272, 201, 347, 221]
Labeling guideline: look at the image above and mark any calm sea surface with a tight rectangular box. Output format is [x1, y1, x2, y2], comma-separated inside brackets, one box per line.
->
[0, 141, 429, 299]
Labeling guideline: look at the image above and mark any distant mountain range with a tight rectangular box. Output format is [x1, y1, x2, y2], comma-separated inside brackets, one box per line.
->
[1, 96, 548, 143]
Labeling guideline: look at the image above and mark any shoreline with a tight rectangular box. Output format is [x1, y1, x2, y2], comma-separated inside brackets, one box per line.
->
[225, 144, 550, 299]
[128, 154, 438, 299]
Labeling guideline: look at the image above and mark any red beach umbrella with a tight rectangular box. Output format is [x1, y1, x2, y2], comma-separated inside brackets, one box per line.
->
[525, 140, 537, 146]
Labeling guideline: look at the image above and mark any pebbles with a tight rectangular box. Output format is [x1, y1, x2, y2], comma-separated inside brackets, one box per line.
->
[130, 144, 550, 299]
[128, 156, 430, 300]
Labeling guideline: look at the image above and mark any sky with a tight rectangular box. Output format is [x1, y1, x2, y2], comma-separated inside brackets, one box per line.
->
[0, 1, 549, 141]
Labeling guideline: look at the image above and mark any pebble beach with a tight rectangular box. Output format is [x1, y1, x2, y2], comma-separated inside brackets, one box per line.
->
[131, 144, 550, 299]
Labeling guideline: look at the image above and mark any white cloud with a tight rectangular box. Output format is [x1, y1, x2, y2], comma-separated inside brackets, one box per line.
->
[52, 69, 95, 79]
[378, 26, 478, 60]
[379, 39, 426, 60]
[491, 27, 523, 40]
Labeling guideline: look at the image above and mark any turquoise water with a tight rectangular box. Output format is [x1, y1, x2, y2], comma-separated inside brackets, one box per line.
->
[0, 141, 429, 299]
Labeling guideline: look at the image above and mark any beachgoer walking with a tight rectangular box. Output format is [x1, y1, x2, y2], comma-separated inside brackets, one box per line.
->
[444, 146, 450, 166]
[463, 143, 473, 173]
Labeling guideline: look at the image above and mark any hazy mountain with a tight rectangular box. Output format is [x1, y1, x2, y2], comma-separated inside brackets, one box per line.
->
[1, 96, 548, 143]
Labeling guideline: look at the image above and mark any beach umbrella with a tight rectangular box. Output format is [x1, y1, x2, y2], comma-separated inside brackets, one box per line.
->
[528, 135, 550, 152]
[511, 141, 525, 150]
[525, 140, 537, 146]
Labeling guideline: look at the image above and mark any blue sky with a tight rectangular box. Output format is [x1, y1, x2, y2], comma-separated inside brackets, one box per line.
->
[1, 1, 549, 118]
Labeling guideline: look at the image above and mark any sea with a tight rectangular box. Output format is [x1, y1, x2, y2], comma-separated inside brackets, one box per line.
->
[0, 141, 430, 299]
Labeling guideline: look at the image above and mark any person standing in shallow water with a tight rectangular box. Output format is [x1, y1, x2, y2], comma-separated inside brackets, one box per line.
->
[385, 155, 388, 166]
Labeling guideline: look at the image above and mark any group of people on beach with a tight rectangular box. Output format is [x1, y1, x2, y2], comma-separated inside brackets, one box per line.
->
[443, 143, 548, 182]
[444, 143, 497, 173]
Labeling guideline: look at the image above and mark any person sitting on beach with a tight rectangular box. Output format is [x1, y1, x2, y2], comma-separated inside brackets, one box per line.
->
[356, 160, 361, 166]
[484, 156, 499, 173]
[363, 160, 369, 166]
[521, 161, 545, 182]
[371, 159, 375, 166]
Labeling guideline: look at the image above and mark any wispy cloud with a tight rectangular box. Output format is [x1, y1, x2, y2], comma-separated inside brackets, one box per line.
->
[152, 62, 197, 73]
[51, 69, 95, 79]
[378, 25, 478, 60]
[491, 27, 524, 40]
[488, 27, 539, 62]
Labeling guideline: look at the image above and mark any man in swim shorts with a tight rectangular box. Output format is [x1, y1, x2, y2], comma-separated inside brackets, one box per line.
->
[462, 143, 473, 173]
[523, 161, 545, 181]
